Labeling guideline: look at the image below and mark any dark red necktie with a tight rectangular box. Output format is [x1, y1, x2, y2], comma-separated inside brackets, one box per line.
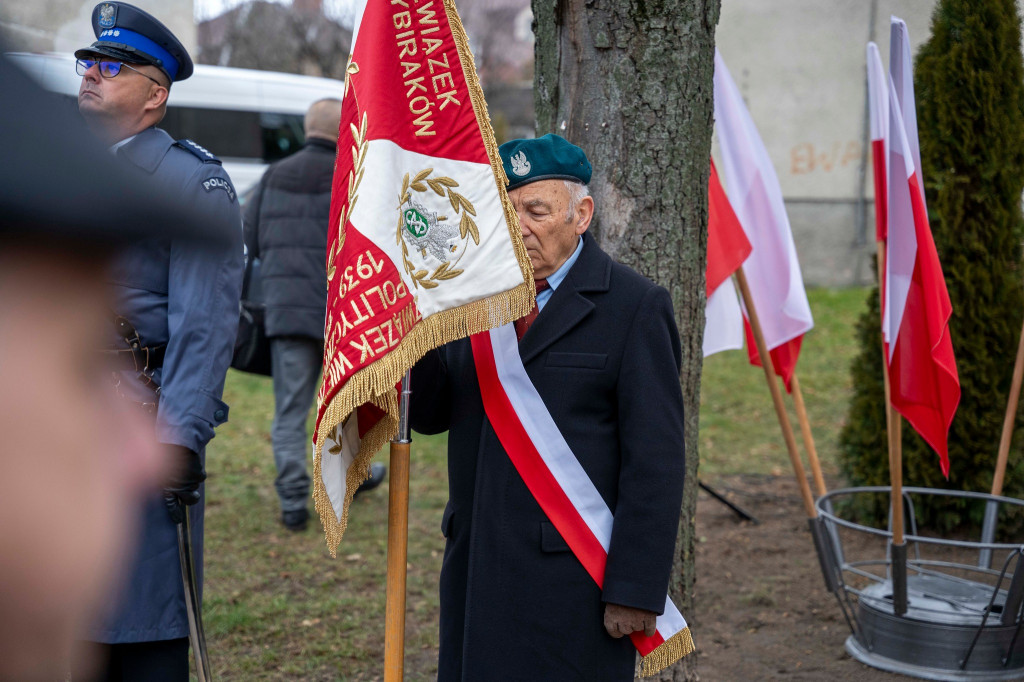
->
[515, 279, 549, 342]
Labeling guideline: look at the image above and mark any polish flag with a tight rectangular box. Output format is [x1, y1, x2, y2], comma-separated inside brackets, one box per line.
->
[713, 50, 814, 389]
[890, 17, 927, 213]
[866, 42, 888, 243]
[884, 75, 960, 476]
[703, 158, 752, 357]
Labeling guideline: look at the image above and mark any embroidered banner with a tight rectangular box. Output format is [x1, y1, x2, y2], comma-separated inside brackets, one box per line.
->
[313, 0, 533, 555]
[470, 325, 695, 677]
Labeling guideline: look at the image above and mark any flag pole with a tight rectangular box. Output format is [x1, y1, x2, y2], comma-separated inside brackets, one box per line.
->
[735, 267, 816, 518]
[979, 316, 1024, 567]
[991, 317, 1024, 499]
[384, 371, 412, 681]
[790, 375, 827, 496]
[876, 244, 895, 457]
[877, 241, 907, 614]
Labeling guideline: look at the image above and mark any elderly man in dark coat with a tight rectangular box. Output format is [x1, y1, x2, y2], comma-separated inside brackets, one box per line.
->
[411, 134, 687, 681]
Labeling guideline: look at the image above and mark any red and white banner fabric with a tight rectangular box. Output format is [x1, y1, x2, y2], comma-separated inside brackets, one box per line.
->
[883, 31, 960, 476]
[704, 158, 752, 357]
[713, 49, 814, 390]
[470, 324, 694, 677]
[866, 42, 889, 243]
[312, 0, 533, 554]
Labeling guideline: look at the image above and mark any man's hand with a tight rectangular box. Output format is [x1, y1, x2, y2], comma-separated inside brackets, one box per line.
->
[163, 445, 206, 524]
[603, 602, 658, 638]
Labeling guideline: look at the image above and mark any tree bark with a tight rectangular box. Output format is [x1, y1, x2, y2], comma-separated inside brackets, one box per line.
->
[532, 0, 719, 678]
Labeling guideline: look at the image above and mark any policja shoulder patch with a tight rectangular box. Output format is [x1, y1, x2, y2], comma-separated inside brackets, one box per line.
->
[201, 177, 236, 203]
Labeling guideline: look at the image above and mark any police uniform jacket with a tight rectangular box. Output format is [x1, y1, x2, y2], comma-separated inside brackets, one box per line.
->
[410, 236, 686, 681]
[96, 127, 243, 643]
[243, 138, 335, 340]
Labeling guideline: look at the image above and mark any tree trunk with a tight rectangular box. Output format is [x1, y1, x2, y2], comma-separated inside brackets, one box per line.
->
[532, 0, 719, 678]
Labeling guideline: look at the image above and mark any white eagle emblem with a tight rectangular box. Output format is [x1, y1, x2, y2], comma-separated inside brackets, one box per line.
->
[98, 4, 117, 28]
[510, 150, 531, 177]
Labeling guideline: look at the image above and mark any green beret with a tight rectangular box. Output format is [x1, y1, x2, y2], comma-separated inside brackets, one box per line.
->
[499, 134, 592, 191]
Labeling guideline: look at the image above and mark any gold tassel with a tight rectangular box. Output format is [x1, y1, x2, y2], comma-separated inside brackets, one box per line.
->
[443, 0, 534, 285]
[638, 628, 696, 678]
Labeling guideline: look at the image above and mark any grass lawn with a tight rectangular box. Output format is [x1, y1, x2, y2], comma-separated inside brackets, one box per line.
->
[203, 286, 870, 679]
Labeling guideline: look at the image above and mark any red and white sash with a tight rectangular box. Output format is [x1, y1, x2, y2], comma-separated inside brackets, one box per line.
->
[470, 324, 694, 676]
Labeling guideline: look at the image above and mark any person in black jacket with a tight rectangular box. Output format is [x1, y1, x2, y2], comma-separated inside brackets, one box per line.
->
[244, 98, 384, 531]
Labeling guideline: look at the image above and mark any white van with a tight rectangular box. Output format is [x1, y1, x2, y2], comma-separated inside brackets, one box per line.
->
[8, 52, 345, 196]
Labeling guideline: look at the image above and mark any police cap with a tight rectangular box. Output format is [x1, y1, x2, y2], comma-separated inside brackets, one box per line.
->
[0, 53, 227, 251]
[499, 134, 593, 191]
[74, 2, 193, 83]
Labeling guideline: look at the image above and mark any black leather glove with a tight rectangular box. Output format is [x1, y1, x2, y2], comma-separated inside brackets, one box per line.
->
[163, 445, 206, 524]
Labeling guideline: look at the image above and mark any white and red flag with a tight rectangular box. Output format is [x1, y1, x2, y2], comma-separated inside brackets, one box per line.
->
[703, 158, 752, 357]
[313, 0, 533, 554]
[866, 42, 888, 243]
[883, 36, 960, 476]
[713, 50, 814, 389]
[890, 17, 927, 214]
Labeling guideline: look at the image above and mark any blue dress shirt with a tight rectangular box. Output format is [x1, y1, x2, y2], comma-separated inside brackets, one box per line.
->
[537, 236, 584, 311]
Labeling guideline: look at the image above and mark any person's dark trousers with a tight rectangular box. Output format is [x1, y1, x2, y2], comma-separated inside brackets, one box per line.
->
[91, 638, 189, 682]
[270, 336, 322, 513]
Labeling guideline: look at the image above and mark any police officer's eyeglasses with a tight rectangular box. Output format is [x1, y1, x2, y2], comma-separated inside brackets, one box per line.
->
[76, 58, 164, 87]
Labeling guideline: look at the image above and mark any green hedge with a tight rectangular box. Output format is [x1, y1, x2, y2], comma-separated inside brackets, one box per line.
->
[839, 0, 1024, 533]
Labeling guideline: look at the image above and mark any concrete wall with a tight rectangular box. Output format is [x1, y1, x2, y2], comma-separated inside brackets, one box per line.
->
[1, 0, 196, 55]
[713, 0, 939, 286]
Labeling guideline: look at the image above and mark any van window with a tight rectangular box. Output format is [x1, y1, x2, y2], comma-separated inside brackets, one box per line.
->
[160, 107, 305, 162]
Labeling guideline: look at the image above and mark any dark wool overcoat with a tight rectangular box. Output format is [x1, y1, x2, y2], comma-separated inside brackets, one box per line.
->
[411, 236, 686, 681]
[243, 137, 335, 339]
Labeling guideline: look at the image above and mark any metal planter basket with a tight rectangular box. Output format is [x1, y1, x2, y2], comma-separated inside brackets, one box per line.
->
[812, 487, 1024, 681]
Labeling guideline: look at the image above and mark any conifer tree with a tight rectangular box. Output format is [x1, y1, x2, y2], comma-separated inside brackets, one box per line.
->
[840, 0, 1024, 528]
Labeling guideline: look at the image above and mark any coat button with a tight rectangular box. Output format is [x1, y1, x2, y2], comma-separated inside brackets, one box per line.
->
[214, 409, 226, 421]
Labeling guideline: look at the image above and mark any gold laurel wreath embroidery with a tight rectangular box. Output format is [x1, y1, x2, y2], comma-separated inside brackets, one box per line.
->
[322, 67, 367, 451]
[326, 105, 367, 285]
[396, 169, 480, 290]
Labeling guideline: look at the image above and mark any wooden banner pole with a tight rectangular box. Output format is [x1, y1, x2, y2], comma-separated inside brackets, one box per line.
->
[735, 267, 817, 518]
[888, 406, 904, 544]
[991, 317, 1024, 498]
[384, 372, 412, 682]
[790, 374, 826, 497]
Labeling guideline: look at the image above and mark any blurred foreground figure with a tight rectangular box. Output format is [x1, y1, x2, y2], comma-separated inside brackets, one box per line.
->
[243, 98, 385, 532]
[70, 3, 243, 680]
[0, 44, 232, 681]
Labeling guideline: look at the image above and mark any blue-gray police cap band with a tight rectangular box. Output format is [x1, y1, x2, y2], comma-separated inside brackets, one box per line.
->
[499, 134, 593, 191]
[74, 2, 193, 82]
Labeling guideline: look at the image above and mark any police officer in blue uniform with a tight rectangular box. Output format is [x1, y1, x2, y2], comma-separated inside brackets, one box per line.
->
[73, 4, 243, 680]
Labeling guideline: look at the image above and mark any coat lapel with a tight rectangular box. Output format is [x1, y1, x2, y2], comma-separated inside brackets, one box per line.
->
[518, 236, 612, 365]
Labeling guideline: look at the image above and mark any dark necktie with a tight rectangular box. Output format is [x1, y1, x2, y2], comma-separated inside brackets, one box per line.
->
[515, 279, 549, 342]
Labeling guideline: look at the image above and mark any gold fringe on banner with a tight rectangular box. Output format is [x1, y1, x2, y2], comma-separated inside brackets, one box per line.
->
[443, 0, 533, 285]
[312, 0, 534, 557]
[638, 627, 696, 678]
[313, 281, 535, 555]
